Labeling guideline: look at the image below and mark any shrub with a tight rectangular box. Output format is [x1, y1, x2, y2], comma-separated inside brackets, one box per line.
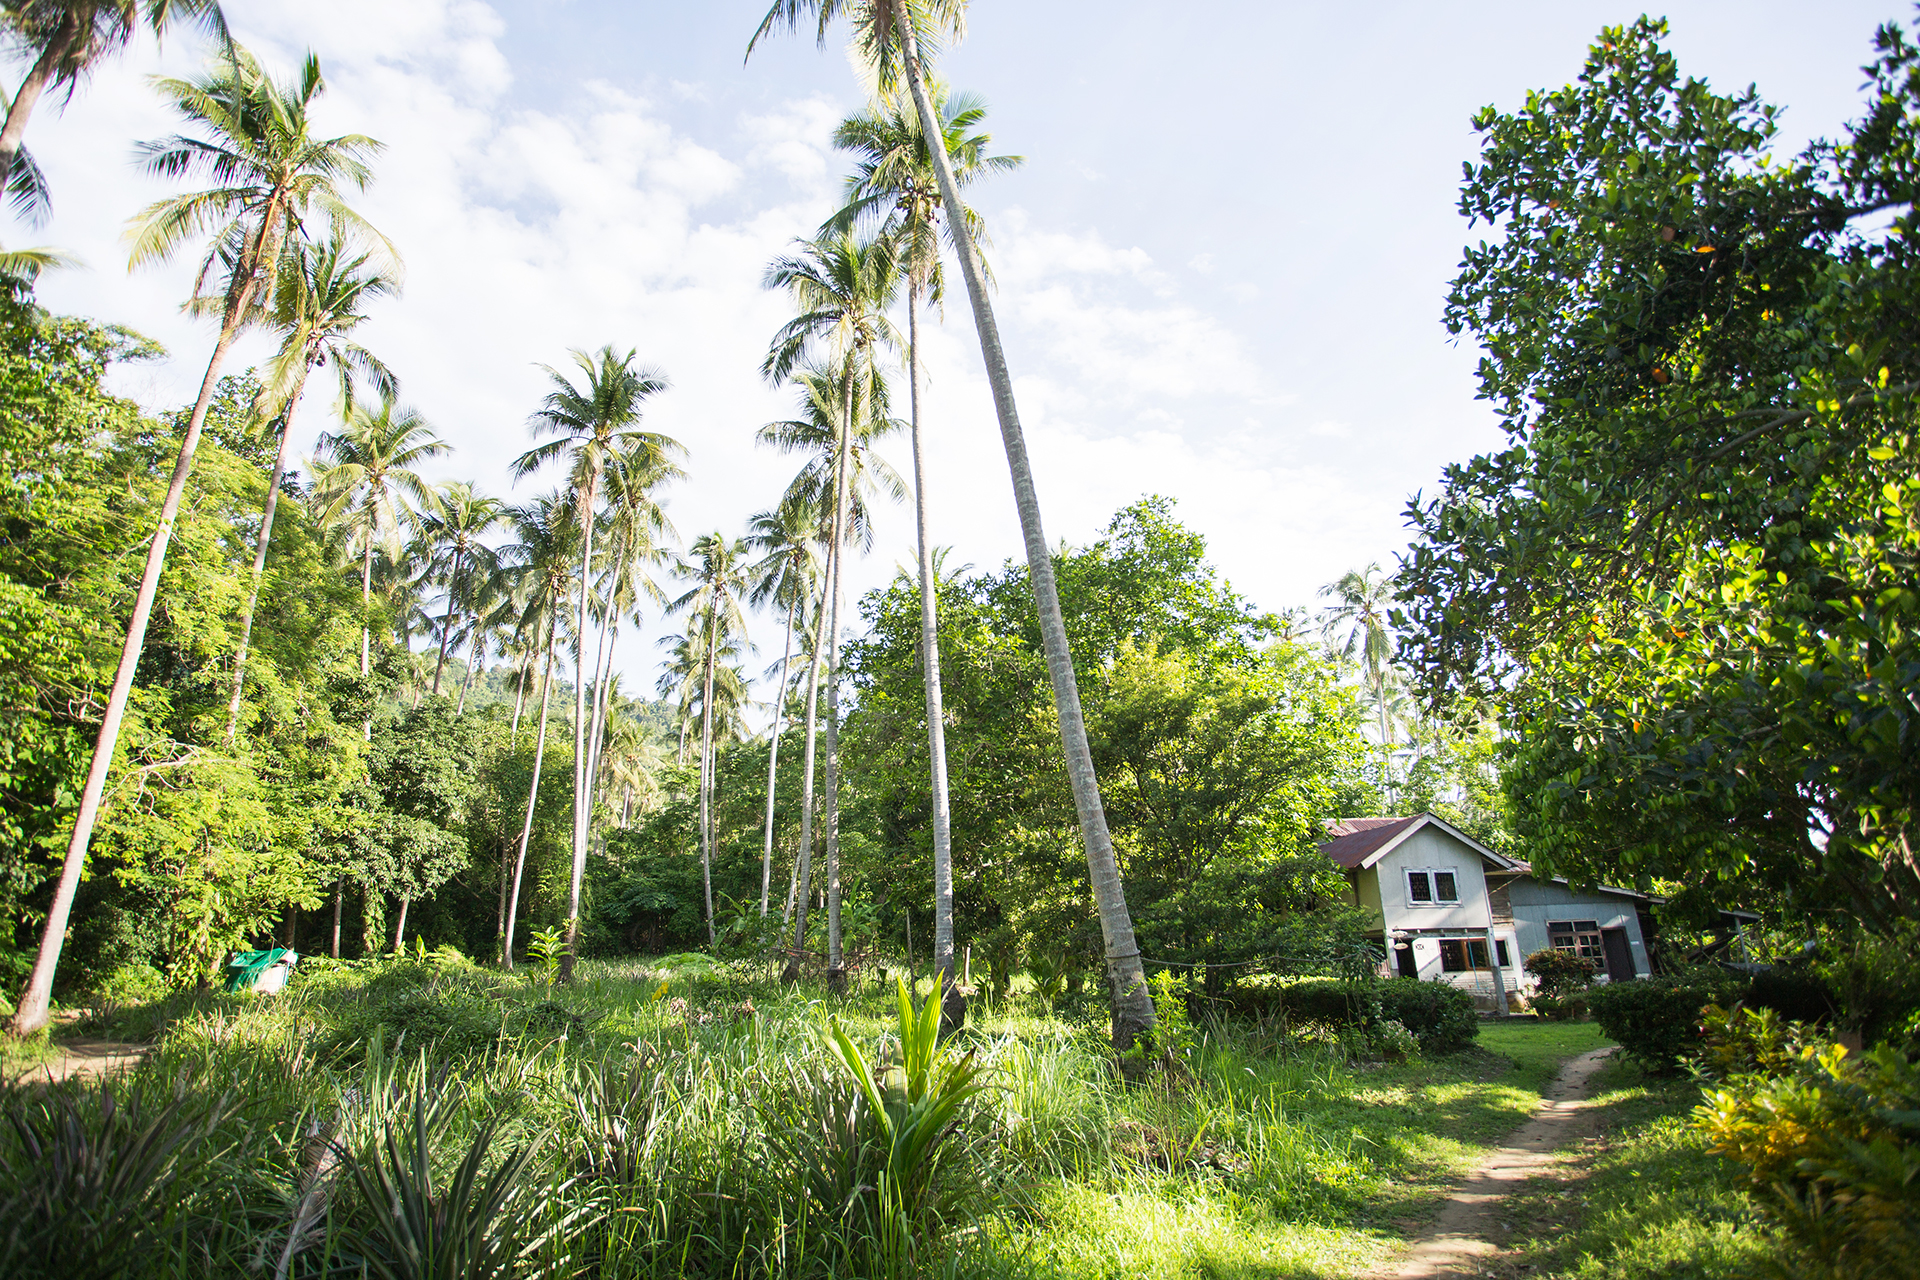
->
[1587, 979, 1720, 1070]
[1696, 1043, 1920, 1279]
[1532, 994, 1589, 1021]
[1522, 947, 1595, 1000]
[1375, 978, 1478, 1052]
[1268, 979, 1380, 1029]
[1368, 1018, 1419, 1061]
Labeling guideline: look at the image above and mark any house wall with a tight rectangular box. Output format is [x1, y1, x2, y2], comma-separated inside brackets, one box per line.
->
[1373, 827, 1519, 1004]
[1504, 876, 1650, 984]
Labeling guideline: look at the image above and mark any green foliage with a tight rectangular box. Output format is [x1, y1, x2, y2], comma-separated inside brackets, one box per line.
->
[527, 923, 569, 987]
[1375, 978, 1479, 1052]
[1588, 978, 1726, 1071]
[0, 1081, 237, 1279]
[1399, 15, 1920, 932]
[1697, 1043, 1920, 1279]
[1523, 946, 1596, 1000]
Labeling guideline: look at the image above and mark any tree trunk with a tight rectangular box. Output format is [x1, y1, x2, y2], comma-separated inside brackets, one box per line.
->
[502, 629, 558, 970]
[392, 897, 410, 952]
[510, 658, 527, 744]
[907, 284, 962, 1034]
[894, 14, 1153, 1053]
[331, 879, 344, 959]
[432, 545, 463, 696]
[0, 11, 77, 187]
[760, 597, 797, 917]
[582, 601, 621, 834]
[561, 479, 598, 980]
[457, 634, 479, 714]
[359, 533, 375, 741]
[224, 361, 313, 745]
[781, 577, 831, 979]
[822, 369, 854, 994]
[9, 310, 253, 1037]
[699, 607, 717, 947]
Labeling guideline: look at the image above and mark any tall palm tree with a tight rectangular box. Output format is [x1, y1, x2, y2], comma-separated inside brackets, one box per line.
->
[9, 46, 387, 1037]
[831, 82, 1018, 1029]
[763, 233, 900, 992]
[312, 396, 446, 735]
[497, 495, 578, 969]
[749, 0, 1156, 1049]
[223, 233, 398, 744]
[669, 533, 752, 947]
[746, 497, 821, 918]
[419, 481, 504, 697]
[0, 0, 228, 187]
[580, 442, 678, 849]
[513, 346, 676, 981]
[1320, 563, 1400, 805]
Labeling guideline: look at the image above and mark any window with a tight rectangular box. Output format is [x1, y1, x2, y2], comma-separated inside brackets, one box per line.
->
[1495, 939, 1511, 968]
[1440, 939, 1491, 971]
[1549, 920, 1604, 967]
[1406, 869, 1460, 906]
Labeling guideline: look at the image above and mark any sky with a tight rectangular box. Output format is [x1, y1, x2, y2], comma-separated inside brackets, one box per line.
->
[2, 0, 1899, 717]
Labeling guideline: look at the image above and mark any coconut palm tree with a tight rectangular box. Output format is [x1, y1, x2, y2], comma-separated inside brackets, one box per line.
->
[311, 397, 446, 735]
[668, 533, 753, 946]
[748, 0, 1155, 1049]
[419, 482, 504, 698]
[745, 497, 822, 918]
[497, 495, 578, 969]
[1320, 563, 1398, 803]
[0, 0, 228, 188]
[223, 234, 398, 743]
[513, 346, 676, 981]
[830, 82, 1018, 1029]
[9, 45, 389, 1037]
[763, 233, 900, 991]
[577, 437, 679, 864]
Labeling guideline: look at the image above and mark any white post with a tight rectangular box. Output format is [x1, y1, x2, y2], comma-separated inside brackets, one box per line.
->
[1485, 926, 1510, 1015]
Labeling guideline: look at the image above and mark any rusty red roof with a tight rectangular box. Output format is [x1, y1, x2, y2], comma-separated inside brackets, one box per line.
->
[1319, 816, 1420, 869]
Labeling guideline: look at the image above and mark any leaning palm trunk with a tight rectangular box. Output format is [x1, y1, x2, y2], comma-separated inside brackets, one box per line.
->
[907, 285, 961, 1033]
[893, 14, 1152, 1050]
[561, 485, 599, 981]
[358, 534, 375, 740]
[392, 897, 409, 952]
[781, 576, 831, 979]
[224, 363, 314, 745]
[760, 597, 797, 916]
[502, 628, 559, 969]
[820, 374, 854, 993]
[9, 253, 270, 1036]
[431, 546, 464, 695]
[0, 11, 78, 186]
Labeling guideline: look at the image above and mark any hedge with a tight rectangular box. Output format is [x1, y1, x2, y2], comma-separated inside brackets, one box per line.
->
[1233, 978, 1478, 1052]
[1586, 978, 1725, 1070]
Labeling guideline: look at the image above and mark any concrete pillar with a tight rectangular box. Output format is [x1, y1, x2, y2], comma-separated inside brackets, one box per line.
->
[1485, 927, 1510, 1015]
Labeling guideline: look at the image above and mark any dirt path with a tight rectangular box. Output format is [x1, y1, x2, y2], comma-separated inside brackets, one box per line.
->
[13, 1038, 150, 1084]
[1373, 1046, 1615, 1278]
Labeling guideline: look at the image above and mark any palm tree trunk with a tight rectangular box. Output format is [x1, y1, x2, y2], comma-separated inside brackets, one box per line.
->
[583, 603, 621, 825]
[781, 579, 831, 978]
[699, 607, 718, 947]
[392, 897, 410, 952]
[510, 658, 527, 744]
[894, 14, 1153, 1052]
[502, 630, 559, 970]
[822, 371, 854, 994]
[0, 11, 78, 185]
[458, 633, 480, 715]
[224, 361, 313, 745]
[359, 533, 375, 741]
[432, 546, 463, 696]
[907, 283, 962, 1032]
[8, 308, 253, 1037]
[760, 596, 797, 917]
[562, 482, 598, 981]
[331, 878, 344, 959]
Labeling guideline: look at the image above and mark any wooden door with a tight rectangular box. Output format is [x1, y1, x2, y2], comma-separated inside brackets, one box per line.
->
[1601, 928, 1636, 981]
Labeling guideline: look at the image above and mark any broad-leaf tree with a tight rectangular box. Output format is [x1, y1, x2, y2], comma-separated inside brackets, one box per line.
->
[9, 45, 386, 1036]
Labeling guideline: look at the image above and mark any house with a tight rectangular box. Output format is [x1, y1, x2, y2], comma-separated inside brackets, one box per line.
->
[1319, 813, 1655, 1012]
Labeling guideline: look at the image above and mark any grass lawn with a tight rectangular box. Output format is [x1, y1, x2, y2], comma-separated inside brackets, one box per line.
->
[0, 958, 1777, 1279]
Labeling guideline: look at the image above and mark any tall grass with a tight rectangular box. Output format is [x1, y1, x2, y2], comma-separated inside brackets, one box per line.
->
[0, 953, 1648, 1278]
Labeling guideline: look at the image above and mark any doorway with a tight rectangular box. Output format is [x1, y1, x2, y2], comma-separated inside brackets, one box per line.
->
[1601, 928, 1636, 981]
[1394, 941, 1418, 979]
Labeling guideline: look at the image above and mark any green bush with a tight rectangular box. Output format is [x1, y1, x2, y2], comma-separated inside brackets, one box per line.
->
[1265, 979, 1381, 1029]
[1532, 993, 1589, 1021]
[1697, 1043, 1920, 1279]
[1587, 979, 1719, 1070]
[1375, 978, 1479, 1052]
[1521, 947, 1595, 1000]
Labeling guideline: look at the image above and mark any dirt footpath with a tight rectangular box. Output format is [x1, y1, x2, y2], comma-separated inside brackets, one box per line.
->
[1373, 1046, 1615, 1278]
[14, 1038, 150, 1084]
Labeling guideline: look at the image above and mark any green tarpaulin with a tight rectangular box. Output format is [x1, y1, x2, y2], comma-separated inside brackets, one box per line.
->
[224, 947, 295, 993]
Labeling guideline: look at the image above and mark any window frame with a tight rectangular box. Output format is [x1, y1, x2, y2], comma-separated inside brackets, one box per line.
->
[1547, 919, 1605, 967]
[1404, 867, 1462, 907]
[1439, 938, 1494, 972]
